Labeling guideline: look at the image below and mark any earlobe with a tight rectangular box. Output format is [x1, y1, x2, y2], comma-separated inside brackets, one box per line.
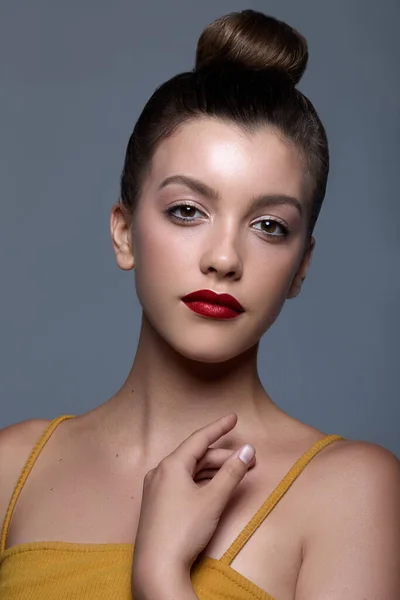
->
[110, 203, 135, 271]
[117, 242, 135, 271]
[286, 236, 315, 299]
[287, 275, 305, 299]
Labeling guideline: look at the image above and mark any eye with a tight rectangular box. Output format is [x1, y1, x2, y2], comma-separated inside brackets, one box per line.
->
[252, 218, 289, 239]
[165, 202, 206, 222]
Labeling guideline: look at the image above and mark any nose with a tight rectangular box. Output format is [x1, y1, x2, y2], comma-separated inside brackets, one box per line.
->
[199, 227, 243, 281]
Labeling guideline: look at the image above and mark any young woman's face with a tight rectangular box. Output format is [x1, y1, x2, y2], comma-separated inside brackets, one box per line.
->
[113, 118, 315, 363]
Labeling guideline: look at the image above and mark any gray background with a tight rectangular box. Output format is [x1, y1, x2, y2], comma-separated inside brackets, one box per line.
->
[0, 1, 399, 457]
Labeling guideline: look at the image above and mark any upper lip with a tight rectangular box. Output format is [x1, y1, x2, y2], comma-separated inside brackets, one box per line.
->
[181, 289, 244, 313]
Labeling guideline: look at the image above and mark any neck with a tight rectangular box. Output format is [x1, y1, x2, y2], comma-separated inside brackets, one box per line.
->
[102, 314, 279, 461]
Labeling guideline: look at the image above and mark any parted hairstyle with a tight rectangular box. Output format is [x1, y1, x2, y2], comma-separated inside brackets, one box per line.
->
[120, 9, 329, 239]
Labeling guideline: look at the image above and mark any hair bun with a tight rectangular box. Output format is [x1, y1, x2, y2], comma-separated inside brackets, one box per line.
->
[195, 9, 308, 85]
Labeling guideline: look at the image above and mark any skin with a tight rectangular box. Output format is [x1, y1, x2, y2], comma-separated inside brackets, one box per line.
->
[1, 117, 399, 600]
[131, 414, 256, 600]
[109, 118, 314, 464]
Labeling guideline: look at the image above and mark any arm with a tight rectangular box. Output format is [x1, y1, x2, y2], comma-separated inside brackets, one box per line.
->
[295, 442, 400, 599]
[132, 571, 199, 600]
[0, 419, 51, 536]
[131, 414, 254, 600]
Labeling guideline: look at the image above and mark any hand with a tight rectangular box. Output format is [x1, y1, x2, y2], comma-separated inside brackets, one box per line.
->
[131, 413, 256, 593]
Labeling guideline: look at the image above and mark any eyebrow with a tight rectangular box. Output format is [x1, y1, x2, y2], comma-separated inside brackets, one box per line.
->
[158, 174, 303, 217]
[250, 194, 303, 218]
[159, 175, 220, 201]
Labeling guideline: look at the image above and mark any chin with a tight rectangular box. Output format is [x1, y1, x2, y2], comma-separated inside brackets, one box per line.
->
[167, 330, 258, 365]
[141, 305, 264, 365]
[179, 348, 240, 364]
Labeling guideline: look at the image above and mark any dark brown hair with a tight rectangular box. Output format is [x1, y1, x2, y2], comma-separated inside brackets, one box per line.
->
[120, 9, 329, 238]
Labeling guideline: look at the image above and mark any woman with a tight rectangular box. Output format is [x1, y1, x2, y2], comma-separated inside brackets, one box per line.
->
[0, 8, 399, 600]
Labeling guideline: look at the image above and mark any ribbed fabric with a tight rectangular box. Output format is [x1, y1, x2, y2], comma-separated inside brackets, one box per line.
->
[0, 415, 343, 599]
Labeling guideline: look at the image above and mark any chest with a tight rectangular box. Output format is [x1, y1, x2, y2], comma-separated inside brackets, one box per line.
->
[7, 451, 305, 600]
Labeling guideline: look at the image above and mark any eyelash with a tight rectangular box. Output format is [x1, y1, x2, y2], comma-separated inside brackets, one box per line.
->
[164, 202, 290, 240]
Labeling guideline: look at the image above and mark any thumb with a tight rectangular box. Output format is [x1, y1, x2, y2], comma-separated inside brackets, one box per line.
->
[209, 444, 256, 507]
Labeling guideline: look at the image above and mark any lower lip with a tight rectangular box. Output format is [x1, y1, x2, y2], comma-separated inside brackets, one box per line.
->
[182, 301, 243, 319]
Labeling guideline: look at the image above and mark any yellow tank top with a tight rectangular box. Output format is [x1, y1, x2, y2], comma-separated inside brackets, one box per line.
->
[0, 415, 343, 600]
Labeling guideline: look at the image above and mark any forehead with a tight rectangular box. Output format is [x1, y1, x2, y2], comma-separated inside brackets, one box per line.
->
[147, 117, 309, 202]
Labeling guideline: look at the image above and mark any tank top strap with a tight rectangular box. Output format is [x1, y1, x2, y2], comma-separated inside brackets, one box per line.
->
[0, 414, 76, 552]
[220, 433, 344, 565]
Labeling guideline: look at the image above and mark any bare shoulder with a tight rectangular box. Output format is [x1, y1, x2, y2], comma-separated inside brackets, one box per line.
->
[0, 418, 51, 528]
[267, 419, 400, 595]
[291, 436, 400, 539]
[293, 439, 400, 598]
[304, 440, 400, 515]
[312, 436, 399, 485]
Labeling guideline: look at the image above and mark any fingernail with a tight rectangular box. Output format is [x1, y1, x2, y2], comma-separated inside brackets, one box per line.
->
[238, 444, 255, 464]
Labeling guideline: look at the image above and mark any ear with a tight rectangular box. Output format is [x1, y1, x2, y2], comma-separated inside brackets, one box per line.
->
[110, 203, 135, 271]
[287, 236, 315, 299]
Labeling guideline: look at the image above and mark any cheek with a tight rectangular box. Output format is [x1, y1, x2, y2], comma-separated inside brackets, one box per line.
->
[134, 222, 195, 272]
[251, 241, 301, 285]
[131, 216, 195, 308]
[248, 244, 303, 320]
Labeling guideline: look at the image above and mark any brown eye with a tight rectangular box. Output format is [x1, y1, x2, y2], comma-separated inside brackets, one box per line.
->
[166, 203, 205, 222]
[261, 220, 278, 234]
[178, 206, 196, 218]
[253, 219, 288, 238]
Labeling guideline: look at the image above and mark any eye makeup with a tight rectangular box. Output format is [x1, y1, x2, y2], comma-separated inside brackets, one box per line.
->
[163, 201, 291, 241]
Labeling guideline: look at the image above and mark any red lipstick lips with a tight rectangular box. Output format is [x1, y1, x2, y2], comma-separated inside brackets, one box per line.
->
[181, 289, 244, 320]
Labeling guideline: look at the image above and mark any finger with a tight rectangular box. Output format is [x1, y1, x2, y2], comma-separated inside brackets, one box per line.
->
[195, 458, 256, 481]
[196, 447, 256, 474]
[208, 444, 256, 506]
[172, 413, 239, 474]
[196, 448, 237, 472]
